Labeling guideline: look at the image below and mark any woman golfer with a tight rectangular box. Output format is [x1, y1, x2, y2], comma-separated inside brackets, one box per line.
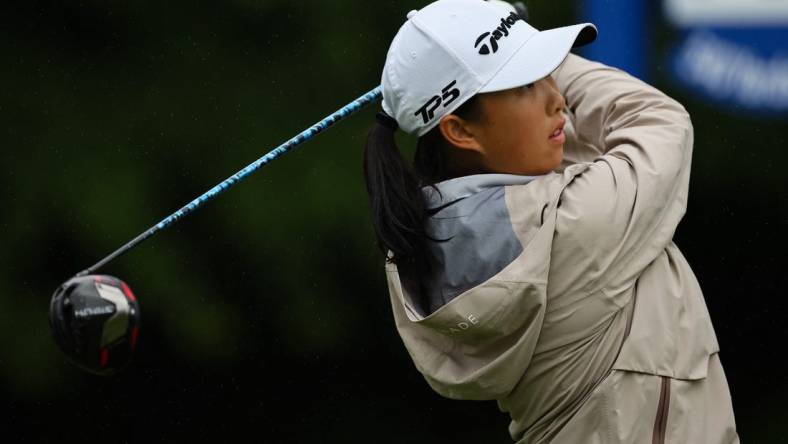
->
[362, 0, 739, 442]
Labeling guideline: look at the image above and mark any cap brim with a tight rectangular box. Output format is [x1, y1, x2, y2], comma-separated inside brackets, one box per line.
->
[479, 23, 597, 93]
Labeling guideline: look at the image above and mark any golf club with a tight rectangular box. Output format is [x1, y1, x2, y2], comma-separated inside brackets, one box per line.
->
[49, 86, 382, 375]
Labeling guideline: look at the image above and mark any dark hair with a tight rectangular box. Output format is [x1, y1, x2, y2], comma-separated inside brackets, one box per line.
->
[362, 96, 483, 270]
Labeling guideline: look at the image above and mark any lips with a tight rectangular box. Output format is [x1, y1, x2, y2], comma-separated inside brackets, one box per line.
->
[549, 118, 566, 144]
[550, 118, 566, 138]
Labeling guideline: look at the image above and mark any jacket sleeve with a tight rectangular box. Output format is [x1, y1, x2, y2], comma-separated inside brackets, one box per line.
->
[548, 53, 694, 296]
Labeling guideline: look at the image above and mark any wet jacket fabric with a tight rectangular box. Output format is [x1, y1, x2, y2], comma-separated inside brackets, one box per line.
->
[385, 54, 739, 443]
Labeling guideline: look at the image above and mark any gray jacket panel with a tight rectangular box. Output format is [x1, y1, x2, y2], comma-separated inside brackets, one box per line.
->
[402, 174, 536, 316]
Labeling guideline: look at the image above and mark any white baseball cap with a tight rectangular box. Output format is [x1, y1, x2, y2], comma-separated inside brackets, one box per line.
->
[381, 0, 597, 136]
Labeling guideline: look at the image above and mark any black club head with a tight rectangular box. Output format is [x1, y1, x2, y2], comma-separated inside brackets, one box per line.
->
[49, 275, 141, 376]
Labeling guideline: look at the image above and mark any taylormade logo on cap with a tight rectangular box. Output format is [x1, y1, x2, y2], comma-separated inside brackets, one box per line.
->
[474, 11, 522, 55]
[380, 0, 597, 136]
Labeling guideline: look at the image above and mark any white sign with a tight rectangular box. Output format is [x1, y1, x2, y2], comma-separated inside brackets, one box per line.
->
[665, 0, 788, 25]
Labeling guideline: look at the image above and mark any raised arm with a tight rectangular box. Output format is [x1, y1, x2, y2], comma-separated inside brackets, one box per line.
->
[548, 53, 694, 296]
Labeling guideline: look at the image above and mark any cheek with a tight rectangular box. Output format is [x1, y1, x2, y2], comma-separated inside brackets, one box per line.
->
[514, 106, 543, 138]
[479, 100, 553, 171]
[515, 116, 545, 153]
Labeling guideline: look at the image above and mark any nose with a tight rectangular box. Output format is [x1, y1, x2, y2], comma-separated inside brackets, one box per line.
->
[543, 76, 565, 115]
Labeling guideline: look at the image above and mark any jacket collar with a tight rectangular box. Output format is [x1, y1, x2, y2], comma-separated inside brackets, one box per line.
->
[422, 173, 540, 209]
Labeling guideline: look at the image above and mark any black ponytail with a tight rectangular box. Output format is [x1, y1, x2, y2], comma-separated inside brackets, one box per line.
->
[363, 113, 431, 269]
[363, 97, 483, 270]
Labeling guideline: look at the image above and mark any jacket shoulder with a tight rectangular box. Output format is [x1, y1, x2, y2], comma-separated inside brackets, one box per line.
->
[504, 165, 590, 244]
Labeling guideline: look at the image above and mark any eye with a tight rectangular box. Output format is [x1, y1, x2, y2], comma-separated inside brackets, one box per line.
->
[519, 83, 535, 93]
[515, 83, 534, 96]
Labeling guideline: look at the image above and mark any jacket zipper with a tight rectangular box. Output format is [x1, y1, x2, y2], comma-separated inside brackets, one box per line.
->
[651, 376, 671, 444]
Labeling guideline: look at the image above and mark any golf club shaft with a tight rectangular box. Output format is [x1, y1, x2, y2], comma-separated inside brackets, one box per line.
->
[512, 2, 529, 21]
[76, 86, 383, 277]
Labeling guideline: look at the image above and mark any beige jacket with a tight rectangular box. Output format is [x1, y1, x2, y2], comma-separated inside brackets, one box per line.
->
[385, 54, 739, 443]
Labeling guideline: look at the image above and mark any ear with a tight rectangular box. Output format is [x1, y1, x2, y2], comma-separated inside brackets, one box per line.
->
[438, 114, 484, 154]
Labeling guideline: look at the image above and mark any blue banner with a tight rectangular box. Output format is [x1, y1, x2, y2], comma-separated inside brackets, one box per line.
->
[665, 0, 788, 114]
[580, 0, 647, 80]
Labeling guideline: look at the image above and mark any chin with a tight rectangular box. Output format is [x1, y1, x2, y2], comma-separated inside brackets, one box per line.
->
[550, 146, 564, 169]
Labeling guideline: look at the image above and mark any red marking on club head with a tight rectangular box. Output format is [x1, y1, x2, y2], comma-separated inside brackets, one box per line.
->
[130, 326, 139, 350]
[99, 347, 109, 368]
[120, 282, 137, 302]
